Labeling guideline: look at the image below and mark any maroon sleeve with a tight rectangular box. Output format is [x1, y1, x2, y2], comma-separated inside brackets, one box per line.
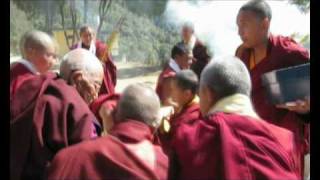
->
[37, 78, 98, 152]
[282, 37, 309, 66]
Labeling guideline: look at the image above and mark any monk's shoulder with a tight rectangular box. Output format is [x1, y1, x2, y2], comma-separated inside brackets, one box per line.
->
[271, 35, 309, 59]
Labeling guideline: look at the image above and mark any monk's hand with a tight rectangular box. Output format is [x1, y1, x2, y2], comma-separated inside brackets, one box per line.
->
[158, 106, 175, 134]
[99, 101, 117, 135]
[276, 97, 310, 114]
[76, 76, 98, 104]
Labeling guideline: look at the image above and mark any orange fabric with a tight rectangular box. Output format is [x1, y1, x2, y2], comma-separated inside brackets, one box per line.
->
[249, 51, 255, 70]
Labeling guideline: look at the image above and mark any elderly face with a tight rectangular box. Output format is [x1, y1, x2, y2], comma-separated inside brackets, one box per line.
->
[74, 71, 103, 104]
[80, 28, 95, 47]
[237, 10, 267, 48]
[181, 26, 193, 42]
[32, 43, 57, 74]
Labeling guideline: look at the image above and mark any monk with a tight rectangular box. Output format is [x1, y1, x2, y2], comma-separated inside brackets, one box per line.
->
[170, 56, 300, 180]
[158, 70, 200, 154]
[10, 49, 103, 180]
[156, 42, 192, 105]
[180, 22, 211, 79]
[10, 30, 57, 98]
[235, 0, 309, 177]
[46, 84, 169, 180]
[71, 25, 117, 95]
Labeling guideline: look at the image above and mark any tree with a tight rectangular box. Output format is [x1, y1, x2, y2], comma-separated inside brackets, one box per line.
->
[97, 0, 112, 38]
[289, 0, 310, 13]
[10, 1, 34, 55]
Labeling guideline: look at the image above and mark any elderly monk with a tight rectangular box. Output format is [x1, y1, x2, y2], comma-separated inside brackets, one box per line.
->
[46, 83, 169, 180]
[235, 0, 309, 177]
[71, 25, 117, 96]
[10, 30, 58, 98]
[180, 22, 211, 79]
[10, 49, 103, 180]
[156, 42, 192, 105]
[159, 70, 200, 154]
[170, 56, 300, 180]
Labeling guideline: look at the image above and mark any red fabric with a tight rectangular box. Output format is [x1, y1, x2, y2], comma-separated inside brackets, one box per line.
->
[89, 93, 121, 125]
[95, 40, 117, 96]
[70, 40, 117, 96]
[171, 112, 300, 180]
[190, 39, 211, 79]
[236, 34, 309, 178]
[155, 64, 176, 102]
[46, 120, 169, 180]
[10, 73, 99, 180]
[10, 62, 36, 98]
[159, 103, 200, 154]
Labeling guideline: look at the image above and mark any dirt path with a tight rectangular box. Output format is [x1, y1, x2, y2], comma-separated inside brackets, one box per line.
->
[115, 61, 161, 93]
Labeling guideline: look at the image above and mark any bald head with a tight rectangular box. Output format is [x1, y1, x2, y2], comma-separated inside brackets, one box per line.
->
[20, 30, 57, 74]
[60, 48, 103, 82]
[20, 30, 55, 58]
[116, 83, 161, 128]
[240, 0, 272, 21]
[60, 49, 104, 104]
[200, 56, 251, 98]
[199, 56, 251, 114]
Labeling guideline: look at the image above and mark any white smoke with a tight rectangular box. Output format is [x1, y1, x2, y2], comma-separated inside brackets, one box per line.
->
[163, 0, 310, 58]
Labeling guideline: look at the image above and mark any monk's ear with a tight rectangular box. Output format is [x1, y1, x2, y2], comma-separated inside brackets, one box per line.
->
[261, 17, 270, 32]
[205, 86, 217, 106]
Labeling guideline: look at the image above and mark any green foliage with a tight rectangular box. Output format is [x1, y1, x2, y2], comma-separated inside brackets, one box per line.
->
[10, 1, 34, 55]
[9, 0, 182, 65]
[97, 1, 180, 66]
[289, 0, 310, 13]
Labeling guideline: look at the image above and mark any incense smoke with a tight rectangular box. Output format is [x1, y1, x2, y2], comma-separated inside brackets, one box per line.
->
[163, 0, 310, 58]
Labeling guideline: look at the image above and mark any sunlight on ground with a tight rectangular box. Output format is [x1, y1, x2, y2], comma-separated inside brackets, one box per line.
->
[114, 61, 161, 93]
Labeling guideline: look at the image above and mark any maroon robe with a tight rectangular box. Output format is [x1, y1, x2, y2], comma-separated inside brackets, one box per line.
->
[159, 102, 200, 154]
[236, 34, 309, 177]
[71, 40, 117, 96]
[10, 62, 36, 99]
[90, 93, 121, 125]
[10, 73, 99, 180]
[171, 112, 300, 180]
[46, 120, 169, 180]
[155, 64, 176, 103]
[189, 39, 211, 79]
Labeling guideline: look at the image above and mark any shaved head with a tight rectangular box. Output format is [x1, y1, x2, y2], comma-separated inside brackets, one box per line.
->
[19, 30, 57, 74]
[116, 83, 161, 128]
[60, 49, 104, 104]
[201, 56, 251, 98]
[199, 56, 251, 114]
[20, 30, 55, 58]
[60, 49, 103, 82]
[239, 0, 272, 21]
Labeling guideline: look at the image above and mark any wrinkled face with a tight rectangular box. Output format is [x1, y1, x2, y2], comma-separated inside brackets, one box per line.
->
[176, 53, 192, 69]
[74, 71, 103, 104]
[236, 10, 267, 48]
[199, 84, 213, 115]
[32, 44, 57, 74]
[80, 28, 95, 47]
[181, 26, 193, 42]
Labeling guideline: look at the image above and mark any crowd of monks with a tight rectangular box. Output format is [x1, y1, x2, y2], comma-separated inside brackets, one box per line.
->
[10, 0, 310, 180]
